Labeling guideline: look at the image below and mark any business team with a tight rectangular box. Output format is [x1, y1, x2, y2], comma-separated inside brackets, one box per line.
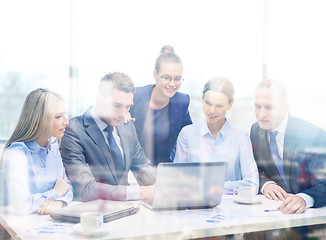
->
[1, 46, 326, 216]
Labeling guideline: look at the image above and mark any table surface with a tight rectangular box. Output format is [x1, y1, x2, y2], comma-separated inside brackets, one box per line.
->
[1, 195, 326, 240]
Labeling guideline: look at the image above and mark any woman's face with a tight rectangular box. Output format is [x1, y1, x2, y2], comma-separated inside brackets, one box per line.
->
[51, 100, 69, 138]
[202, 90, 233, 125]
[153, 62, 183, 98]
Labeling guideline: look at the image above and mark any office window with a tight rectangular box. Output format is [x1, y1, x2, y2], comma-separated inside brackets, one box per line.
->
[265, 0, 326, 130]
[1, 0, 325, 144]
[73, 0, 263, 131]
[0, 1, 70, 141]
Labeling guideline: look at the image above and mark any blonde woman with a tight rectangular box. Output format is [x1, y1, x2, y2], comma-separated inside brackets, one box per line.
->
[0, 88, 72, 215]
[174, 78, 259, 194]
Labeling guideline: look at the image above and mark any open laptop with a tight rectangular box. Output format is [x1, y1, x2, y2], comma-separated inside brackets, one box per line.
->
[141, 162, 228, 211]
[50, 199, 139, 223]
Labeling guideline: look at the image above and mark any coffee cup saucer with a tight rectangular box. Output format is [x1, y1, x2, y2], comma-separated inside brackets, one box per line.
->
[233, 195, 261, 204]
[73, 223, 109, 238]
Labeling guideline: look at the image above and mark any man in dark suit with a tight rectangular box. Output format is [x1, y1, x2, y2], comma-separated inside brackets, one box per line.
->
[250, 79, 326, 214]
[60, 72, 156, 201]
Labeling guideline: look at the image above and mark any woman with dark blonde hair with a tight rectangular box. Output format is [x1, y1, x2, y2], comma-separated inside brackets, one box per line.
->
[174, 78, 259, 194]
[0, 88, 72, 215]
[129, 45, 192, 166]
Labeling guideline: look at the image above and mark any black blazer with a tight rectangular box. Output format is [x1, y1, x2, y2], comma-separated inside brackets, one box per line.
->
[130, 84, 192, 165]
[250, 115, 326, 208]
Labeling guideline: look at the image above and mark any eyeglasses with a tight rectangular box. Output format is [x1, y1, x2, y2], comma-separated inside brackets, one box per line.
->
[158, 74, 184, 83]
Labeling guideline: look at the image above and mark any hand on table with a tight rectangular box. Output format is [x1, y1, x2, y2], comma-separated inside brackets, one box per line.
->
[140, 184, 155, 200]
[263, 183, 288, 201]
[278, 195, 306, 214]
[37, 200, 63, 215]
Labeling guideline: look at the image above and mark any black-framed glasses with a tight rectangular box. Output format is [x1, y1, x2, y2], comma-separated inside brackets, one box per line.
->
[158, 74, 184, 83]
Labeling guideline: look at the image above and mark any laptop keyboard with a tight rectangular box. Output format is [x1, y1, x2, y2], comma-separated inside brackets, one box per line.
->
[142, 198, 153, 205]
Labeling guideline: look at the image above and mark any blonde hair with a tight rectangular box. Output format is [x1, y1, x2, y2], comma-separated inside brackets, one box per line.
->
[202, 77, 235, 104]
[4, 88, 63, 150]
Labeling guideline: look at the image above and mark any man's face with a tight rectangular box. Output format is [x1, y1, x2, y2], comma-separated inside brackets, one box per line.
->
[254, 86, 288, 130]
[98, 88, 134, 127]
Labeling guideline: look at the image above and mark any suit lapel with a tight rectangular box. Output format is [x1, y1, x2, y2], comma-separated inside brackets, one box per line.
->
[260, 130, 272, 162]
[260, 128, 286, 188]
[116, 124, 130, 177]
[83, 109, 118, 184]
[283, 116, 298, 191]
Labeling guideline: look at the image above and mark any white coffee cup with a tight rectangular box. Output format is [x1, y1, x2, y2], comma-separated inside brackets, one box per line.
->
[233, 187, 257, 199]
[80, 212, 103, 234]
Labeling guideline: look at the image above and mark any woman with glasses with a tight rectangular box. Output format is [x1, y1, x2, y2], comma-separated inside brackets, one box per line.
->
[174, 78, 259, 194]
[0, 88, 73, 215]
[129, 46, 192, 166]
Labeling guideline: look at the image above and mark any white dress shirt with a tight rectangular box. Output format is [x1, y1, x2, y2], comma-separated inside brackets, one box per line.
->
[174, 119, 259, 194]
[261, 113, 314, 208]
[90, 108, 140, 200]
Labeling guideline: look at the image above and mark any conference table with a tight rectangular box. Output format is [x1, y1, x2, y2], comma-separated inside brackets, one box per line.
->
[1, 195, 326, 240]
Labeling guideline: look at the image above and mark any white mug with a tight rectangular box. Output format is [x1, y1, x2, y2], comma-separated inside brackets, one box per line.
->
[233, 187, 256, 199]
[80, 212, 103, 234]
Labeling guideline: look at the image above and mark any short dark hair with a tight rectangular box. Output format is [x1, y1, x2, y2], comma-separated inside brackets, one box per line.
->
[202, 78, 235, 104]
[154, 45, 183, 73]
[256, 79, 288, 103]
[99, 72, 135, 94]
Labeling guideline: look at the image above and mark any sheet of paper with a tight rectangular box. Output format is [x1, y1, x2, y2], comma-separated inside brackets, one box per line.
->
[18, 221, 74, 239]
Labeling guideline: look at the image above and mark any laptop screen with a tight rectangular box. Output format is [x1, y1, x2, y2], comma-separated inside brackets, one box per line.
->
[151, 162, 227, 210]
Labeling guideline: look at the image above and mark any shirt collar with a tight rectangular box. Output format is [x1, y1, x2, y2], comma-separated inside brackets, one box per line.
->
[90, 107, 108, 131]
[200, 118, 230, 139]
[200, 120, 210, 137]
[25, 140, 50, 153]
[219, 119, 230, 139]
[272, 113, 288, 135]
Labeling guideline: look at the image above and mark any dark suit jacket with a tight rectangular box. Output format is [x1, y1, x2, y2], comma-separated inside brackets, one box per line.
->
[60, 108, 156, 201]
[250, 115, 326, 208]
[130, 84, 192, 165]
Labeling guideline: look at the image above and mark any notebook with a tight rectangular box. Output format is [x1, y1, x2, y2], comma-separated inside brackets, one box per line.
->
[50, 199, 139, 223]
[141, 162, 228, 211]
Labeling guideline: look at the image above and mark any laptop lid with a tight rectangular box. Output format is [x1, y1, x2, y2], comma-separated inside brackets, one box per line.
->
[143, 162, 228, 211]
[50, 199, 139, 223]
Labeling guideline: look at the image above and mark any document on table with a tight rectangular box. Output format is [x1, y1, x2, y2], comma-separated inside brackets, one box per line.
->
[18, 222, 74, 239]
[204, 194, 284, 226]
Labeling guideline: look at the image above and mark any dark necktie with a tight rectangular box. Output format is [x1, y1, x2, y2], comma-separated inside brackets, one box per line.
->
[269, 131, 288, 188]
[104, 126, 124, 180]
